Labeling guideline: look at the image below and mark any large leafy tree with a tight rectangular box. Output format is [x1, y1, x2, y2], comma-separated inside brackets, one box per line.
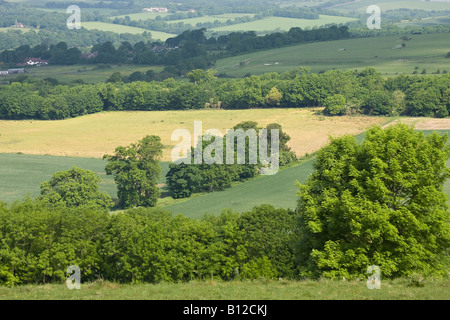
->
[104, 135, 163, 208]
[296, 124, 450, 279]
[38, 166, 113, 210]
[166, 163, 202, 199]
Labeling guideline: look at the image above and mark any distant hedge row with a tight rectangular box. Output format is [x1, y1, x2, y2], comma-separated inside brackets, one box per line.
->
[0, 69, 449, 120]
[0, 200, 298, 286]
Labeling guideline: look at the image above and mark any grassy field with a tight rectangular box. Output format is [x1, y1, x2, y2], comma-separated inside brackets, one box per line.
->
[81, 21, 176, 41]
[13, 64, 164, 84]
[164, 13, 257, 26]
[162, 158, 315, 218]
[1, 278, 449, 300]
[0, 153, 170, 203]
[210, 15, 357, 33]
[0, 109, 386, 204]
[37, 7, 120, 15]
[163, 123, 450, 218]
[0, 153, 117, 203]
[0, 27, 37, 33]
[3, 112, 450, 215]
[214, 33, 450, 76]
[112, 12, 255, 23]
[0, 109, 386, 160]
[329, 0, 450, 12]
[162, 152, 450, 219]
[112, 11, 171, 21]
[397, 15, 450, 27]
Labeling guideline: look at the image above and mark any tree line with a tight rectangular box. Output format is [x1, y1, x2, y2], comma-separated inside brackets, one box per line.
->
[0, 2, 155, 51]
[0, 124, 448, 286]
[1, 68, 449, 120]
[0, 26, 350, 70]
[110, 11, 261, 35]
[166, 121, 297, 199]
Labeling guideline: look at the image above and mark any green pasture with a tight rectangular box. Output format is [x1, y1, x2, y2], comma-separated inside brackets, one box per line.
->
[0, 27, 37, 33]
[165, 14, 256, 26]
[112, 11, 171, 21]
[20, 64, 164, 84]
[1, 129, 450, 218]
[162, 129, 450, 218]
[210, 15, 357, 33]
[1, 278, 449, 300]
[214, 33, 450, 76]
[397, 15, 450, 27]
[81, 21, 176, 41]
[0, 153, 170, 203]
[162, 160, 314, 219]
[329, 0, 450, 12]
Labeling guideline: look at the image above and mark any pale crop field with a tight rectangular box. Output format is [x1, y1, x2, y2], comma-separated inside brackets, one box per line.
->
[0, 109, 387, 161]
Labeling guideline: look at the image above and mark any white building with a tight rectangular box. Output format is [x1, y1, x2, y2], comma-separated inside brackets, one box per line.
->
[143, 7, 169, 13]
[24, 58, 49, 66]
[8, 68, 25, 74]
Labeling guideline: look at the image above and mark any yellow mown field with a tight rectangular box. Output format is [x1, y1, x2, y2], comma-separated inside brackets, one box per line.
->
[0, 108, 390, 161]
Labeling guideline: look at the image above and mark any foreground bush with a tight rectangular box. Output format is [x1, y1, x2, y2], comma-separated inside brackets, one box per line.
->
[0, 199, 109, 286]
[0, 201, 297, 286]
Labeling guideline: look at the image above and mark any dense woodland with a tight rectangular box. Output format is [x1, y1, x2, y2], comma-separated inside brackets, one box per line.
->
[1, 69, 449, 120]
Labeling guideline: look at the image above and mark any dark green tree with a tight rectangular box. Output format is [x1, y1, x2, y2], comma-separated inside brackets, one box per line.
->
[296, 124, 450, 279]
[323, 94, 347, 115]
[166, 163, 202, 198]
[362, 90, 394, 116]
[104, 135, 163, 208]
[38, 166, 113, 210]
[106, 72, 124, 84]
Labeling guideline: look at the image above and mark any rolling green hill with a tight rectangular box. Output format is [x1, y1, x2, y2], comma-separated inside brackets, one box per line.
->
[162, 129, 450, 218]
[17, 64, 164, 84]
[81, 22, 176, 41]
[214, 33, 450, 76]
[210, 15, 357, 33]
[2, 130, 450, 219]
[162, 159, 315, 219]
[328, 0, 450, 12]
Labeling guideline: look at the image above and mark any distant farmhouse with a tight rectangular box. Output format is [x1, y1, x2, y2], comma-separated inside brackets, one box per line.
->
[23, 57, 49, 66]
[81, 51, 98, 59]
[11, 21, 24, 28]
[143, 7, 169, 13]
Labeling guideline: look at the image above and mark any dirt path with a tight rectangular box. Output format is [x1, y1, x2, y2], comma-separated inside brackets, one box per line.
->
[382, 118, 450, 130]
